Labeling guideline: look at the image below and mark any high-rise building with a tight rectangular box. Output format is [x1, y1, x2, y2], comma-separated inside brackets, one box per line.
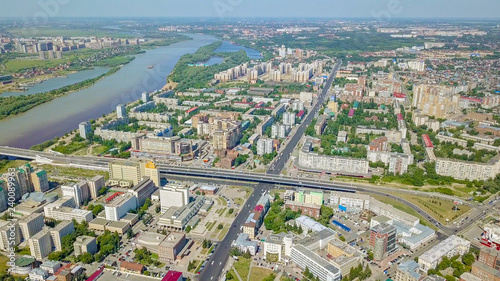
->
[61, 181, 89, 207]
[116, 104, 127, 119]
[30, 169, 49, 192]
[370, 223, 397, 261]
[79, 121, 92, 139]
[257, 138, 273, 155]
[49, 221, 74, 251]
[141, 92, 150, 103]
[74, 235, 97, 256]
[87, 175, 105, 199]
[29, 229, 52, 260]
[19, 213, 44, 241]
[109, 161, 160, 186]
[0, 222, 21, 251]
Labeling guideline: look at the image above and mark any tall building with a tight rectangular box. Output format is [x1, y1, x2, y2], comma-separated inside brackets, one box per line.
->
[30, 169, 49, 192]
[412, 84, 461, 119]
[74, 235, 97, 256]
[61, 181, 89, 207]
[79, 121, 92, 139]
[160, 186, 190, 212]
[105, 193, 137, 221]
[1, 164, 32, 201]
[49, 221, 74, 251]
[87, 175, 105, 199]
[109, 161, 160, 186]
[0, 222, 21, 251]
[19, 213, 44, 241]
[370, 223, 397, 261]
[257, 138, 273, 155]
[29, 229, 52, 260]
[116, 104, 127, 119]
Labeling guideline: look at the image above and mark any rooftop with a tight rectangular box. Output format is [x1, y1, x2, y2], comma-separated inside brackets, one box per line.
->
[397, 260, 421, 280]
[420, 235, 470, 264]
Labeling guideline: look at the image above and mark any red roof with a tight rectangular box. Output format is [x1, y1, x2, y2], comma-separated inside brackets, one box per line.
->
[255, 101, 265, 108]
[86, 266, 104, 281]
[186, 107, 198, 114]
[161, 271, 183, 281]
[254, 205, 264, 212]
[106, 192, 124, 203]
[460, 96, 482, 103]
[397, 113, 403, 121]
[422, 134, 433, 148]
[297, 110, 305, 117]
[393, 92, 406, 99]
[348, 108, 355, 117]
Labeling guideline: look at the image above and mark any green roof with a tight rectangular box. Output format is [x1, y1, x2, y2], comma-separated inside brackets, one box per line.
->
[15, 256, 35, 267]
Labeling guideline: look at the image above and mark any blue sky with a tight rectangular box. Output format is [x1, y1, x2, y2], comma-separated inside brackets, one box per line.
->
[0, 0, 499, 19]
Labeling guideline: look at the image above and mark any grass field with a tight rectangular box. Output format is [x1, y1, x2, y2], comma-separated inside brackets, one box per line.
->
[4, 58, 67, 73]
[249, 267, 274, 281]
[0, 159, 29, 174]
[0, 255, 9, 275]
[370, 193, 438, 230]
[39, 164, 108, 180]
[233, 258, 251, 281]
[396, 193, 471, 224]
[217, 223, 230, 240]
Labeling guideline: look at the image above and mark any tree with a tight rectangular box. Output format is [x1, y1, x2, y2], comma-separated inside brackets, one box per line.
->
[185, 225, 192, 233]
[127, 228, 134, 239]
[80, 252, 94, 264]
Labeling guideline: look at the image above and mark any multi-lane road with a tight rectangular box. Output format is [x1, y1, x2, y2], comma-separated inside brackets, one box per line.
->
[0, 59, 489, 280]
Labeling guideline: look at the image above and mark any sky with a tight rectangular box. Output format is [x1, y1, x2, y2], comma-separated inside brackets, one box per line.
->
[0, 0, 499, 20]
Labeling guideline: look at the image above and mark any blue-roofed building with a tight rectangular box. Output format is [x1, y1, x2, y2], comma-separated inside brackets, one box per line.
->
[232, 233, 258, 255]
[395, 260, 421, 281]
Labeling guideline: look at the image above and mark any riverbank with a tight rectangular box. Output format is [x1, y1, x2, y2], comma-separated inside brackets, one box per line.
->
[0, 66, 120, 120]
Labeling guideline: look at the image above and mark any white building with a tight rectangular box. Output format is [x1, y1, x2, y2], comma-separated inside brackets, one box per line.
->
[19, 213, 44, 241]
[116, 104, 127, 119]
[160, 185, 190, 212]
[295, 215, 328, 233]
[291, 244, 341, 281]
[263, 233, 293, 262]
[44, 205, 93, 223]
[418, 235, 470, 272]
[328, 192, 371, 213]
[29, 268, 49, 281]
[232, 233, 258, 256]
[257, 138, 274, 155]
[29, 229, 52, 260]
[105, 193, 137, 221]
[79, 121, 92, 139]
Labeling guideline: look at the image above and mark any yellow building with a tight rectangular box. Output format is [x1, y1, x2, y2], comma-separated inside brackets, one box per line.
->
[327, 101, 339, 113]
[109, 161, 160, 187]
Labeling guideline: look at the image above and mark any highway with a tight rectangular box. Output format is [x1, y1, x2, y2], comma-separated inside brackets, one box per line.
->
[267, 60, 341, 175]
[198, 61, 341, 281]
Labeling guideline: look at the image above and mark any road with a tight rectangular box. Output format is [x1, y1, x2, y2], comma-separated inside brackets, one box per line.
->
[267, 60, 341, 175]
[197, 62, 341, 281]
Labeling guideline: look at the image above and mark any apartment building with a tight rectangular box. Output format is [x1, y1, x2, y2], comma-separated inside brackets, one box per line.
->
[50, 221, 75, 251]
[128, 177, 157, 207]
[435, 158, 500, 181]
[29, 229, 52, 260]
[19, 213, 44, 241]
[87, 175, 105, 199]
[30, 169, 49, 192]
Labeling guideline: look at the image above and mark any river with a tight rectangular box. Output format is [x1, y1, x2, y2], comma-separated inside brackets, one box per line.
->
[0, 34, 261, 148]
[1, 67, 110, 97]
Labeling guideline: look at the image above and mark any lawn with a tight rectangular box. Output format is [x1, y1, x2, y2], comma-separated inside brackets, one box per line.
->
[4, 58, 67, 73]
[370, 194, 438, 230]
[233, 258, 251, 281]
[0, 255, 9, 274]
[0, 159, 29, 174]
[217, 224, 230, 240]
[249, 267, 274, 281]
[234, 198, 244, 206]
[92, 145, 111, 155]
[39, 164, 109, 180]
[396, 193, 471, 224]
